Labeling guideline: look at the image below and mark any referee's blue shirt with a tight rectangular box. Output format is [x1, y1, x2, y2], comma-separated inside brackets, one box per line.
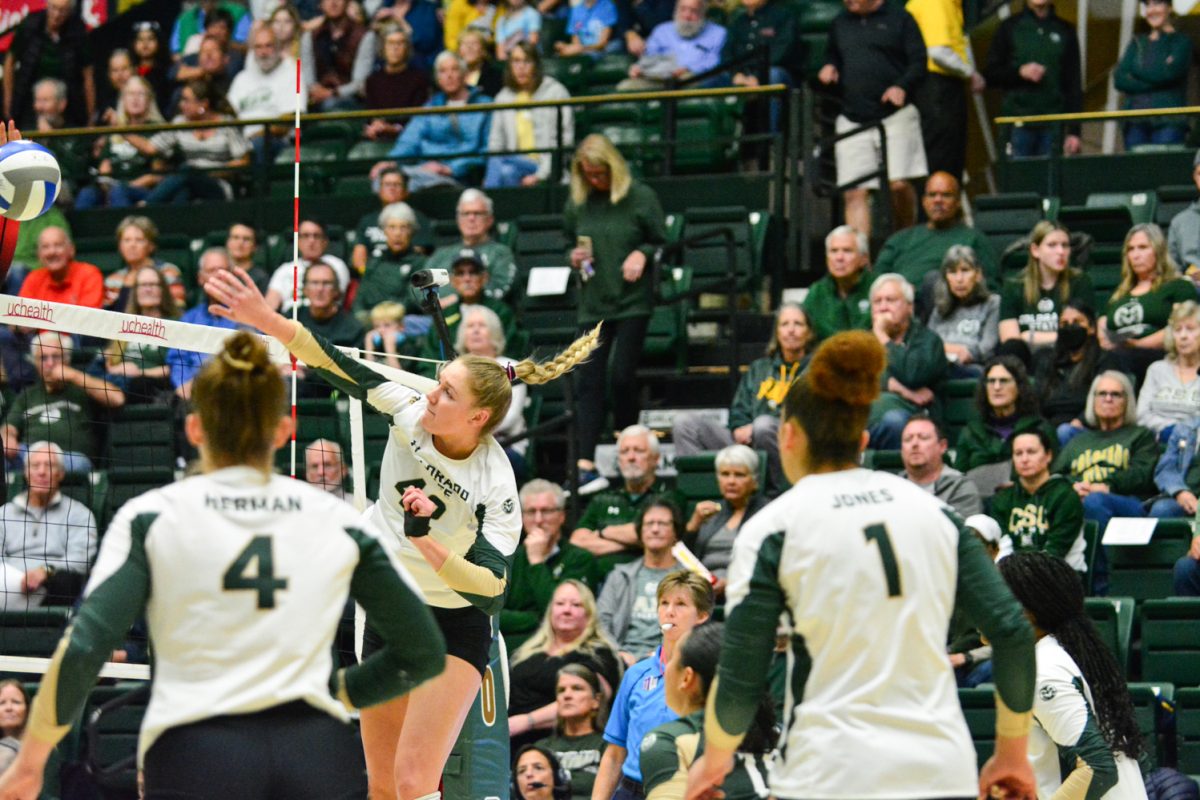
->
[602, 646, 677, 782]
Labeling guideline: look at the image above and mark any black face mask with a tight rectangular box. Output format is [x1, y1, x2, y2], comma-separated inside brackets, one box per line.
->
[1057, 323, 1089, 353]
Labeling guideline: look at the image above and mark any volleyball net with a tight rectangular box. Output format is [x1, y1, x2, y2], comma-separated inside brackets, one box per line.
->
[0, 294, 439, 685]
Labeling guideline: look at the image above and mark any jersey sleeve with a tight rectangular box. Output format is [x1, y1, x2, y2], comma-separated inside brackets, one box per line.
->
[603, 666, 639, 748]
[706, 522, 786, 751]
[337, 525, 446, 708]
[285, 324, 421, 416]
[948, 509, 1036, 735]
[24, 505, 154, 746]
[640, 725, 684, 799]
[435, 486, 520, 616]
[1033, 666, 1118, 800]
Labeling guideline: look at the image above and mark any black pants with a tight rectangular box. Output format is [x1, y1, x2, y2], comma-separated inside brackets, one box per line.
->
[143, 701, 366, 799]
[574, 315, 650, 458]
[913, 72, 968, 181]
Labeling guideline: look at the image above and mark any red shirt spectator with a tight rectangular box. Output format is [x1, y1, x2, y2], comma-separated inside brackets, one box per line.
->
[18, 226, 103, 308]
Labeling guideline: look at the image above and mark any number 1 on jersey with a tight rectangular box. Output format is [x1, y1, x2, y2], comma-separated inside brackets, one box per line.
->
[223, 536, 288, 609]
[863, 524, 902, 598]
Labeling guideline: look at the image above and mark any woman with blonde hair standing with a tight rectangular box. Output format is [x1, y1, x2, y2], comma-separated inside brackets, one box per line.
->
[206, 266, 602, 800]
[565, 134, 666, 490]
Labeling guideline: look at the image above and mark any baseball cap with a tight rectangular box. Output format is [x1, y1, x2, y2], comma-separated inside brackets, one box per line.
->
[452, 248, 486, 273]
[964, 514, 1002, 544]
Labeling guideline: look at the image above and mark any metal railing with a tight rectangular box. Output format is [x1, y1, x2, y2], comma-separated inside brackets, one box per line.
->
[993, 105, 1197, 198]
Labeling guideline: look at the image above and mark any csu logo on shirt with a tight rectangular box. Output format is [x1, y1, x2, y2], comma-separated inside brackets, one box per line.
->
[1039, 684, 1057, 701]
[1037, 298, 1055, 313]
[957, 319, 981, 336]
[503, 498, 515, 514]
[1112, 301, 1143, 329]
[858, 299, 870, 313]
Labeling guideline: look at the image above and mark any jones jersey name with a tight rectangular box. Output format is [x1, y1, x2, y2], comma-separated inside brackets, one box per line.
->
[829, 488, 895, 509]
[203, 494, 303, 513]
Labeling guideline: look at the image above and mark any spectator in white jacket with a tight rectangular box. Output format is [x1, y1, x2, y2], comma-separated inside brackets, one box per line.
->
[1137, 299, 1200, 443]
[484, 41, 573, 189]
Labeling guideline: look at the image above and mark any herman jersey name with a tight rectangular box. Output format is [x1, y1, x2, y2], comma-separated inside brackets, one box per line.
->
[204, 494, 304, 513]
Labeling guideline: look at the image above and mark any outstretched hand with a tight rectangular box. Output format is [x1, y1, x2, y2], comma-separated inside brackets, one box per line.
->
[207, 267, 289, 340]
[0, 120, 22, 147]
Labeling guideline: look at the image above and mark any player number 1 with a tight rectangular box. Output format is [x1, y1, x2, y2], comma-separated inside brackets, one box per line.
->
[863, 524, 902, 598]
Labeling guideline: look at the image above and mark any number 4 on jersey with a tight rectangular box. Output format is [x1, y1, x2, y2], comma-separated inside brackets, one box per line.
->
[863, 524, 902, 598]
[223, 535, 288, 609]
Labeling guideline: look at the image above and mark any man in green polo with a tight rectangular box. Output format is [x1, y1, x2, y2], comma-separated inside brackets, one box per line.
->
[802, 224, 872, 342]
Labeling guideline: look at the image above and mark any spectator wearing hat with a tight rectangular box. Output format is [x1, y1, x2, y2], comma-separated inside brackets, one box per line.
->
[1168, 150, 1200, 277]
[899, 415, 982, 518]
[419, 248, 520, 371]
[423, 189, 518, 302]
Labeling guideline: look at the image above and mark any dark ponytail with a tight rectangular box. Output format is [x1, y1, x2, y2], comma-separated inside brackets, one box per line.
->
[999, 552, 1142, 760]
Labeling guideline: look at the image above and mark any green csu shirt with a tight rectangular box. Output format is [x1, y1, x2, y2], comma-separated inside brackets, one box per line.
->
[873, 224, 999, 287]
[1052, 425, 1159, 497]
[5, 384, 95, 457]
[352, 248, 427, 316]
[802, 273, 871, 341]
[999, 271, 1094, 333]
[537, 731, 606, 800]
[575, 478, 684, 574]
[640, 710, 769, 800]
[1104, 278, 1196, 339]
[563, 182, 667, 325]
[990, 475, 1085, 569]
[355, 206, 435, 257]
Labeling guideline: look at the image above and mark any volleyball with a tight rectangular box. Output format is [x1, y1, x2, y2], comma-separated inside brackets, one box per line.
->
[0, 141, 61, 221]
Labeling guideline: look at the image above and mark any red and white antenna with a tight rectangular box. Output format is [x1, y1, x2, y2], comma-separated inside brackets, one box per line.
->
[289, 58, 302, 477]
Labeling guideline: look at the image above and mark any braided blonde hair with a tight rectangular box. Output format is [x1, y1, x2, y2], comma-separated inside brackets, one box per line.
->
[460, 322, 603, 436]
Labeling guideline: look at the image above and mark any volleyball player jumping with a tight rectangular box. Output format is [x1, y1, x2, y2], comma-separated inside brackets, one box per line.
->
[207, 267, 600, 800]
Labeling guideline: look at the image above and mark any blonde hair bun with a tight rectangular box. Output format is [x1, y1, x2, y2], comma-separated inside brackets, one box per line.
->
[805, 331, 885, 408]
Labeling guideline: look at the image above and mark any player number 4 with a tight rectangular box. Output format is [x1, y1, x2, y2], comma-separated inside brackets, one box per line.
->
[863, 524, 902, 598]
[223, 535, 289, 609]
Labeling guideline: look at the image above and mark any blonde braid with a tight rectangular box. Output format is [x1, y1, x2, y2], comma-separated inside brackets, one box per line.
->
[513, 322, 603, 385]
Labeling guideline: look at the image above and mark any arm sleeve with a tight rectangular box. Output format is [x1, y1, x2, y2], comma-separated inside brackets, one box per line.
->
[388, 114, 426, 159]
[982, 19, 1022, 89]
[338, 526, 446, 708]
[929, 46, 974, 80]
[64, 504, 98, 576]
[895, 12, 928, 94]
[873, 236, 899, 275]
[301, 32, 316, 89]
[435, 494, 520, 615]
[1106, 428, 1159, 496]
[949, 511, 1036, 731]
[1154, 424, 1191, 497]
[24, 508, 153, 745]
[636, 185, 668, 261]
[284, 324, 421, 416]
[825, 19, 842, 71]
[1129, 34, 1191, 87]
[640, 727, 683, 797]
[887, 328, 949, 390]
[1044, 487, 1085, 561]
[954, 426, 985, 473]
[1061, 28, 1084, 133]
[595, 571, 624, 643]
[1113, 42, 1153, 94]
[706, 527, 786, 750]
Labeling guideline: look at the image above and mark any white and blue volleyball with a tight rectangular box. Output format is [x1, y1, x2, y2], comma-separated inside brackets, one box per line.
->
[0, 141, 60, 221]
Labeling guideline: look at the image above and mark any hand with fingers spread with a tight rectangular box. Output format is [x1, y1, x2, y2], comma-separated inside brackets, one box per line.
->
[206, 267, 294, 341]
[0, 120, 22, 147]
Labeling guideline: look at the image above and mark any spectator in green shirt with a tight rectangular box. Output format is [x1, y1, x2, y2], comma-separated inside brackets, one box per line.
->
[351, 168, 435, 273]
[866, 273, 949, 449]
[999, 220, 1092, 355]
[1100, 222, 1197, 385]
[501, 479, 599, 651]
[873, 172, 998, 309]
[1114, 0, 1190, 149]
[802, 224, 872, 342]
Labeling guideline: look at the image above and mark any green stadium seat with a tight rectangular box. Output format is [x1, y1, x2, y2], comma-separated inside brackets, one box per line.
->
[1086, 192, 1156, 226]
[518, 281, 579, 352]
[0, 608, 70, 657]
[514, 214, 569, 272]
[1128, 682, 1172, 768]
[107, 405, 175, 470]
[86, 683, 149, 796]
[1057, 205, 1134, 248]
[1176, 686, 1200, 775]
[672, 98, 741, 173]
[1155, 184, 1195, 227]
[1084, 596, 1134, 675]
[106, 466, 174, 532]
[677, 205, 763, 296]
[1140, 598, 1200, 685]
[348, 140, 395, 162]
[943, 378, 979, 446]
[586, 53, 635, 94]
[542, 56, 591, 95]
[973, 193, 1047, 257]
[75, 236, 125, 275]
[273, 398, 344, 474]
[334, 174, 374, 197]
[1108, 518, 1192, 602]
[958, 687, 995, 767]
[643, 268, 692, 373]
[860, 450, 903, 471]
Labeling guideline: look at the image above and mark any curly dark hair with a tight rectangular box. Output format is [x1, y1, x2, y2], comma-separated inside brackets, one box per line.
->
[999, 552, 1142, 761]
[976, 355, 1039, 421]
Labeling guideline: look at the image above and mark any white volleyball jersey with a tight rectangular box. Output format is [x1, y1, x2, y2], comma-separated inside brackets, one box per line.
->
[1030, 637, 1147, 800]
[88, 467, 422, 759]
[725, 468, 978, 799]
[359, 380, 521, 609]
